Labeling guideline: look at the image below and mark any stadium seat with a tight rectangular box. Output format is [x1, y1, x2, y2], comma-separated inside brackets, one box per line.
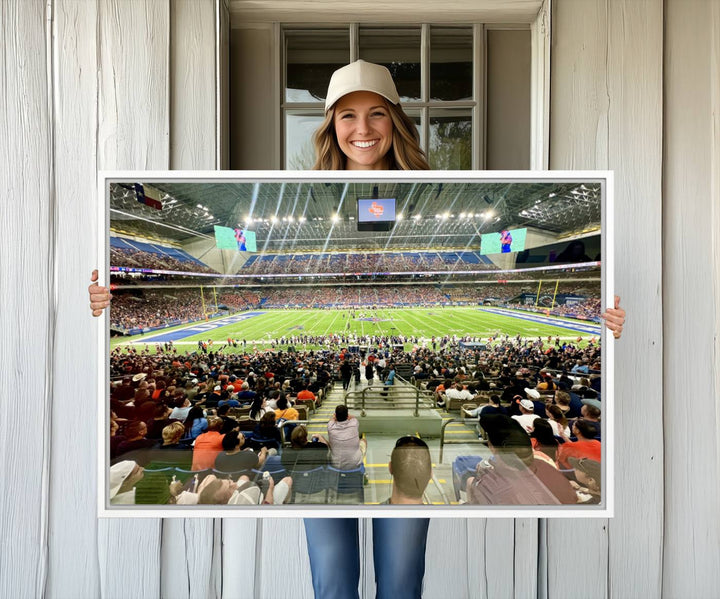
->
[326, 466, 365, 504]
[290, 466, 329, 504]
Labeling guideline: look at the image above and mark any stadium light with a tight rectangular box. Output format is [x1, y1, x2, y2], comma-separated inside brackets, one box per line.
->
[331, 214, 340, 223]
[396, 213, 404, 221]
[299, 216, 306, 223]
[413, 214, 421, 221]
[460, 212, 466, 218]
[270, 215, 278, 223]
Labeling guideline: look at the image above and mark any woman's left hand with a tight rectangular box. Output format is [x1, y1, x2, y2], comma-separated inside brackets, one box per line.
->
[601, 295, 625, 339]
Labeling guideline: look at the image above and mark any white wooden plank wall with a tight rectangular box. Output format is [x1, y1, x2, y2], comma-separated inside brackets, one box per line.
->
[95, 0, 169, 595]
[4, 1, 720, 597]
[165, 2, 224, 598]
[48, 0, 102, 597]
[663, 1, 720, 597]
[550, 2, 664, 599]
[0, 1, 53, 598]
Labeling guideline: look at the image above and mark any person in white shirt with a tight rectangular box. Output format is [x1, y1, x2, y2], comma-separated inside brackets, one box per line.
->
[445, 382, 475, 403]
[511, 399, 541, 434]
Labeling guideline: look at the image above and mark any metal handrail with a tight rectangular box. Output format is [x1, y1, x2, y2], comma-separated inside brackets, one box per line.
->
[438, 417, 487, 464]
[344, 381, 436, 417]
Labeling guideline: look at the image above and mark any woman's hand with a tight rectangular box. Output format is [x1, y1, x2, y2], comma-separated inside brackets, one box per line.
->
[601, 295, 625, 339]
[89, 269, 111, 316]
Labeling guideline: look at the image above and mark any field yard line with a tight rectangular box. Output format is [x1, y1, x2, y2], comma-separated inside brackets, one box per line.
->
[322, 310, 341, 336]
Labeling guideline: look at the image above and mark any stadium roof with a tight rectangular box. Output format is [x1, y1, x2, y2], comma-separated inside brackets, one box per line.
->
[110, 179, 602, 252]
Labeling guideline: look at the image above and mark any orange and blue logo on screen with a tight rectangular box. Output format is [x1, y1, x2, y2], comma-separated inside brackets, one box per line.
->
[369, 201, 385, 218]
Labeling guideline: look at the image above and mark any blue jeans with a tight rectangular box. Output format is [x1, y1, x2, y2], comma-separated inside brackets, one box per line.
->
[304, 517, 430, 599]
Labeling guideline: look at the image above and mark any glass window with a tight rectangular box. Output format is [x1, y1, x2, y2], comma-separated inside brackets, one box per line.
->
[430, 27, 473, 101]
[285, 112, 325, 170]
[281, 24, 530, 171]
[428, 109, 472, 170]
[285, 30, 350, 103]
[359, 27, 422, 102]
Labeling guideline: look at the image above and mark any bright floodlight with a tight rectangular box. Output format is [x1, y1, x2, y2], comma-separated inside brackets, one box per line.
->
[331, 214, 340, 223]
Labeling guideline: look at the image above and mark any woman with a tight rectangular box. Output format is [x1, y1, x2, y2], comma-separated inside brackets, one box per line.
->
[182, 405, 208, 441]
[248, 394, 267, 421]
[89, 59, 626, 599]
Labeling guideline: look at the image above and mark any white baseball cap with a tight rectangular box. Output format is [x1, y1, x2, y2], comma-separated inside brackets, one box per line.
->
[324, 60, 400, 112]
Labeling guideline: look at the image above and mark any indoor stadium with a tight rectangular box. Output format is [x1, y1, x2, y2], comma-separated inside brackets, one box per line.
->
[107, 176, 605, 508]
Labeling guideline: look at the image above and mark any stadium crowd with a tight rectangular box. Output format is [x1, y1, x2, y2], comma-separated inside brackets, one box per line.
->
[241, 251, 497, 275]
[111, 246, 217, 274]
[108, 327, 602, 506]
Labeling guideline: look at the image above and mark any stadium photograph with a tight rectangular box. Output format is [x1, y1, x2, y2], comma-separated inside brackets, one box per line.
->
[105, 174, 609, 513]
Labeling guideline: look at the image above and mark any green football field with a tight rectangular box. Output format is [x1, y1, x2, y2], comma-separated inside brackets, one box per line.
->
[111, 306, 601, 351]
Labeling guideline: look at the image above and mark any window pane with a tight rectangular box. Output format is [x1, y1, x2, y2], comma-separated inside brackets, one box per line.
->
[285, 112, 324, 169]
[430, 27, 473, 101]
[286, 30, 349, 103]
[359, 28, 421, 102]
[429, 109, 472, 170]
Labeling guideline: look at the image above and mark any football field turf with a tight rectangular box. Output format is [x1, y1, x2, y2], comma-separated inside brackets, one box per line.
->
[111, 306, 601, 350]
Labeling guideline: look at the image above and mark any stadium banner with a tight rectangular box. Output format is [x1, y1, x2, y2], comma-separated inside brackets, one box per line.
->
[98, 170, 614, 519]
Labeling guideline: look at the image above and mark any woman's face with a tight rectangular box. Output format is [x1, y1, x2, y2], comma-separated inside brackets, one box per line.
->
[333, 91, 393, 170]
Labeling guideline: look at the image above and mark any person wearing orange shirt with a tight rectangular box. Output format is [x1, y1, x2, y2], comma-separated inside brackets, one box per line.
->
[556, 419, 601, 469]
[191, 417, 225, 470]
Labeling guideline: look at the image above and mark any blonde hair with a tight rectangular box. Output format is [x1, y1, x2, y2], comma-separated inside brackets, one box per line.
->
[312, 100, 430, 171]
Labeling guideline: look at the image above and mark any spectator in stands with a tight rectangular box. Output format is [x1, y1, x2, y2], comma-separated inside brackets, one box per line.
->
[463, 394, 507, 419]
[114, 420, 155, 465]
[364, 359, 375, 386]
[546, 404, 571, 440]
[205, 385, 223, 408]
[281, 425, 330, 472]
[214, 431, 268, 473]
[183, 406, 208, 440]
[529, 419, 560, 467]
[511, 399, 540, 433]
[236, 382, 257, 405]
[218, 387, 240, 408]
[109, 460, 144, 505]
[189, 473, 292, 505]
[274, 394, 299, 422]
[445, 381, 475, 404]
[147, 422, 192, 470]
[385, 436, 432, 505]
[254, 412, 282, 447]
[228, 474, 293, 505]
[573, 400, 602, 438]
[146, 403, 173, 440]
[296, 384, 317, 408]
[465, 414, 576, 505]
[169, 396, 192, 421]
[568, 457, 602, 504]
[216, 404, 239, 435]
[191, 416, 225, 470]
[110, 419, 126, 460]
[249, 395, 268, 421]
[327, 405, 364, 470]
[340, 359, 353, 391]
[557, 419, 602, 469]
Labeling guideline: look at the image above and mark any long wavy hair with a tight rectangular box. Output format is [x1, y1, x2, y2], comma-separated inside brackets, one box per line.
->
[312, 100, 430, 171]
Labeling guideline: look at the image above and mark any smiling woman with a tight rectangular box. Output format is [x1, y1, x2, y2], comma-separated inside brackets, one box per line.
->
[311, 60, 430, 171]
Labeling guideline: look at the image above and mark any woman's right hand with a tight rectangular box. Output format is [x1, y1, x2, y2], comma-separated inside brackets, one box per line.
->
[89, 269, 111, 316]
